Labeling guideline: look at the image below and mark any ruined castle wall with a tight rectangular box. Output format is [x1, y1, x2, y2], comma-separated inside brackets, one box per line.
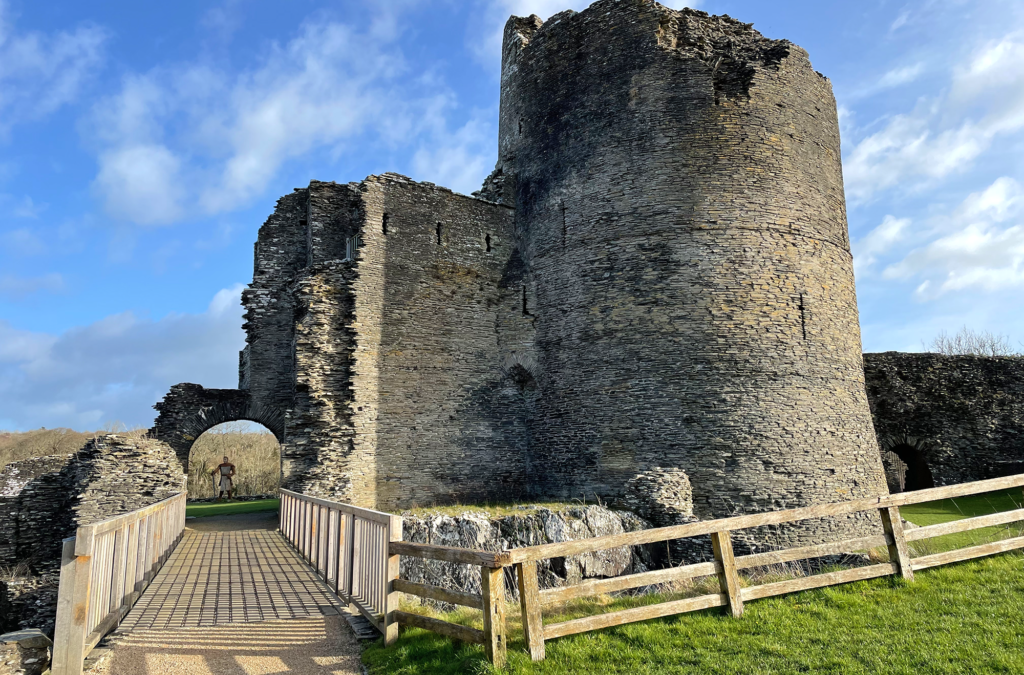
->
[242, 191, 307, 426]
[347, 175, 526, 509]
[497, 2, 885, 540]
[284, 181, 365, 497]
[864, 352, 1024, 486]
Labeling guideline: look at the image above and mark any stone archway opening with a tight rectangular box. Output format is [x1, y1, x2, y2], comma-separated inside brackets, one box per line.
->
[883, 443, 935, 493]
[186, 421, 281, 499]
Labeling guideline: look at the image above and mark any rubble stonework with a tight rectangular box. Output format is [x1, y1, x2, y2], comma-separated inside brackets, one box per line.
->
[400, 506, 658, 601]
[0, 435, 185, 638]
[153, 1, 892, 544]
[864, 353, 1024, 490]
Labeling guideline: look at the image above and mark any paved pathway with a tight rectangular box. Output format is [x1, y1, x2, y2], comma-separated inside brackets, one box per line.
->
[91, 525, 361, 674]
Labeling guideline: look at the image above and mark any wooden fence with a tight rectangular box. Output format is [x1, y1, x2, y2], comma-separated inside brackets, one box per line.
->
[389, 473, 1024, 667]
[279, 489, 403, 642]
[52, 492, 186, 675]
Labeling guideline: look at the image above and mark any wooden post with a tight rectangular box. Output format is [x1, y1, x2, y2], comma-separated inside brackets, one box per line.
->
[384, 514, 403, 645]
[711, 530, 744, 618]
[879, 506, 914, 581]
[515, 561, 545, 661]
[52, 539, 79, 675]
[481, 565, 507, 668]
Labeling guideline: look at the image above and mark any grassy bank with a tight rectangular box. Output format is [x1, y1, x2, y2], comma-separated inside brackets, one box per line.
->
[364, 490, 1024, 675]
[186, 498, 279, 518]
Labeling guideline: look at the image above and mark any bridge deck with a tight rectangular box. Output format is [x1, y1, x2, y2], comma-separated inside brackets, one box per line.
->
[92, 528, 360, 674]
[118, 529, 344, 631]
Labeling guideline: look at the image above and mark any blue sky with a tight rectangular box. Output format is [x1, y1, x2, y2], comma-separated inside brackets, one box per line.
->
[1, 0, 1023, 431]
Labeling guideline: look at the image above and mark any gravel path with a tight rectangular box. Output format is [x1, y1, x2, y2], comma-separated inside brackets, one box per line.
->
[90, 615, 361, 675]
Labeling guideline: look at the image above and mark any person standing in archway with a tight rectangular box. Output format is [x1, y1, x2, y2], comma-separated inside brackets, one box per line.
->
[212, 456, 236, 501]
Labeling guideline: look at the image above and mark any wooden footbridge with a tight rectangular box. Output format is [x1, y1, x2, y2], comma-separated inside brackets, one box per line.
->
[50, 474, 1024, 674]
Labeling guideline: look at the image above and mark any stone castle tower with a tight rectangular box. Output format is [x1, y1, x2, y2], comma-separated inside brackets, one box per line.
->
[154, 1, 888, 544]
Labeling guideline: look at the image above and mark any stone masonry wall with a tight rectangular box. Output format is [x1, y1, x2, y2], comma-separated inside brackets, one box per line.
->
[864, 352, 1024, 487]
[0, 456, 74, 568]
[365, 175, 527, 509]
[492, 1, 886, 544]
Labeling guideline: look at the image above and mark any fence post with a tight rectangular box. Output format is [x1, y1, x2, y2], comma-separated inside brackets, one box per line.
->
[481, 565, 508, 668]
[384, 514, 403, 646]
[879, 506, 914, 581]
[61, 529, 96, 675]
[711, 530, 744, 618]
[52, 539, 79, 675]
[515, 560, 545, 661]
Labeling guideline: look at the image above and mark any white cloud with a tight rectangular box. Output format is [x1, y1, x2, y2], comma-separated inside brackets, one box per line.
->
[411, 115, 493, 195]
[0, 285, 246, 430]
[875, 63, 925, 90]
[86, 9, 472, 225]
[881, 177, 1024, 299]
[844, 34, 1024, 204]
[1, 227, 45, 255]
[0, 272, 64, 300]
[0, 0, 106, 137]
[12, 195, 45, 218]
[853, 215, 910, 273]
[93, 144, 186, 225]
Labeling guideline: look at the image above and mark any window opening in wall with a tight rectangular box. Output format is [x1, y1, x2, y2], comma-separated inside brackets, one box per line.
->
[798, 293, 807, 340]
[345, 234, 362, 261]
[436, 222, 442, 245]
[522, 285, 530, 316]
[382, 213, 389, 236]
[518, 118, 523, 135]
[485, 234, 492, 252]
[561, 202, 567, 248]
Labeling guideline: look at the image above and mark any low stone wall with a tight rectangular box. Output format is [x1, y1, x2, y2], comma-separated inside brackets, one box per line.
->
[864, 352, 1024, 487]
[400, 505, 672, 603]
[0, 434, 185, 645]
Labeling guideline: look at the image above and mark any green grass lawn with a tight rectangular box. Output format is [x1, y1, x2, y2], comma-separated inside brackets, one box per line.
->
[185, 498, 279, 518]
[364, 490, 1024, 675]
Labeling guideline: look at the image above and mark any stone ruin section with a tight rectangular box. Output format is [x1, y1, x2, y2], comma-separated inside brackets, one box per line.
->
[865, 352, 1024, 492]
[0, 435, 184, 637]
[492, 1, 887, 543]
[234, 175, 532, 508]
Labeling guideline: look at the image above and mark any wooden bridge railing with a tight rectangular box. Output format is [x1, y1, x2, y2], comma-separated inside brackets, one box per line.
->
[52, 492, 186, 675]
[390, 473, 1024, 667]
[279, 489, 403, 642]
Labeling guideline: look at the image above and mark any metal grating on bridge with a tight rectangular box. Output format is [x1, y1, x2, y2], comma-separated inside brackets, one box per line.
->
[115, 529, 344, 632]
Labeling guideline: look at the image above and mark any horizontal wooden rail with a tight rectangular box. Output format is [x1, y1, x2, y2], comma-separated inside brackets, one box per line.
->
[539, 561, 718, 606]
[392, 579, 483, 609]
[542, 593, 727, 640]
[386, 471, 1024, 667]
[904, 507, 1024, 542]
[390, 541, 510, 567]
[741, 563, 898, 602]
[735, 533, 891, 570]
[392, 610, 485, 644]
[910, 535, 1024, 571]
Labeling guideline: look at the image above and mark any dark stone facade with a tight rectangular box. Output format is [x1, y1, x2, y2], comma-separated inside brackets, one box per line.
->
[152, 1, 890, 544]
[864, 353, 1024, 491]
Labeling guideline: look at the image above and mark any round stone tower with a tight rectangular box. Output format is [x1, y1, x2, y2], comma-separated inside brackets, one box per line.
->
[495, 1, 887, 543]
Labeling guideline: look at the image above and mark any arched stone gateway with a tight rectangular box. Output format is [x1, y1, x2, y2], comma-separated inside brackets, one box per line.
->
[151, 383, 286, 469]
